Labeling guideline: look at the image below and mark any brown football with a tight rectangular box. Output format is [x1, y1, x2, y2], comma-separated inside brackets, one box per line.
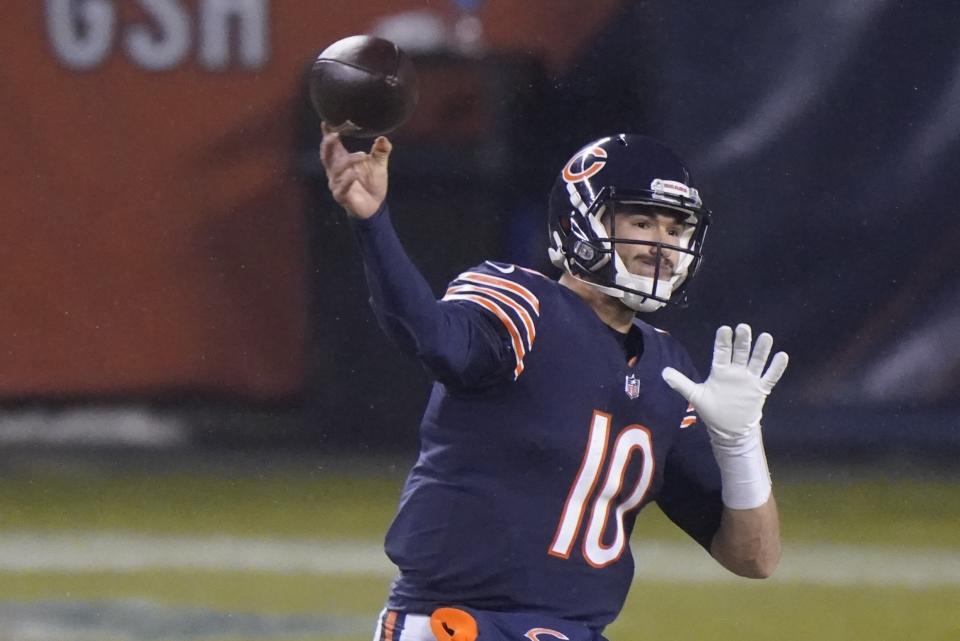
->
[309, 35, 419, 138]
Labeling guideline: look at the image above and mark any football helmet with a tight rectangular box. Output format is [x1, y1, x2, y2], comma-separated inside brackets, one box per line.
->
[547, 134, 711, 312]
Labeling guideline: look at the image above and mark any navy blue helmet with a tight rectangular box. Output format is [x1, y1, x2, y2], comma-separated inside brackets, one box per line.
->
[547, 134, 711, 312]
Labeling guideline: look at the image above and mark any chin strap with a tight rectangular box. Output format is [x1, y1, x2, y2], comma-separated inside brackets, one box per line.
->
[570, 274, 669, 313]
[616, 273, 670, 312]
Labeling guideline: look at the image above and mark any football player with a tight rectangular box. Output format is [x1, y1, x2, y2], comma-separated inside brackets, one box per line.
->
[320, 126, 789, 641]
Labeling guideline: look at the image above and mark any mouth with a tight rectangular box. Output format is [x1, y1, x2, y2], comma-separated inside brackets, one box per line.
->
[633, 257, 674, 279]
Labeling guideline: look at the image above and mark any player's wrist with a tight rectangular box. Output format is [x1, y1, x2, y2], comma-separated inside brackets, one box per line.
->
[348, 200, 389, 227]
[344, 195, 386, 220]
[711, 428, 772, 510]
[704, 418, 760, 450]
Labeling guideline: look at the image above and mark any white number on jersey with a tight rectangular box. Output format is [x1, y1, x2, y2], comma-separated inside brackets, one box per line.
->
[548, 410, 655, 568]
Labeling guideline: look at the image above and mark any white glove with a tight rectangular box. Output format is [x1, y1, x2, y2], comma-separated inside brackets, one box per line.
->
[662, 323, 788, 445]
[661, 324, 789, 509]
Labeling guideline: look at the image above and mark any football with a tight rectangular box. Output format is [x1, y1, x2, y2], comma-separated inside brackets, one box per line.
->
[309, 35, 419, 138]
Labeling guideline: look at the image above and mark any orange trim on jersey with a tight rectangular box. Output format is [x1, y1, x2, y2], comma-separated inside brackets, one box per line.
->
[430, 607, 479, 641]
[382, 610, 397, 641]
[548, 410, 611, 559]
[443, 293, 525, 377]
[445, 284, 537, 351]
[680, 417, 697, 427]
[457, 272, 540, 314]
[525, 628, 570, 641]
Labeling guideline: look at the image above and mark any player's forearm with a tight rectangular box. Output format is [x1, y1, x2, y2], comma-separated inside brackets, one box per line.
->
[351, 204, 505, 383]
[709, 431, 781, 578]
[710, 494, 781, 578]
[352, 203, 437, 326]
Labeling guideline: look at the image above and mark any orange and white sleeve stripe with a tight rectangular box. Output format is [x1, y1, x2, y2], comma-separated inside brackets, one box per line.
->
[680, 403, 698, 428]
[442, 270, 540, 379]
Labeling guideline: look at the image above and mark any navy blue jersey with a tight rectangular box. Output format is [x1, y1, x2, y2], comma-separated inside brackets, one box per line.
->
[352, 206, 722, 631]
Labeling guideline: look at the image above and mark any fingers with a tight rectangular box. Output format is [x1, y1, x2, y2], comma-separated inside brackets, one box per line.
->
[712, 325, 733, 367]
[760, 351, 789, 393]
[321, 132, 365, 173]
[731, 323, 751, 366]
[332, 151, 368, 178]
[320, 126, 389, 193]
[747, 332, 773, 376]
[717, 323, 785, 380]
[329, 165, 359, 202]
[321, 126, 393, 170]
[327, 160, 370, 202]
[321, 134, 366, 201]
[662, 367, 699, 402]
[320, 125, 348, 172]
[370, 136, 392, 167]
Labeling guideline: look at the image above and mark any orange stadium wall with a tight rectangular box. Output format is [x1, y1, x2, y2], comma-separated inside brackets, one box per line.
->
[1, 0, 622, 401]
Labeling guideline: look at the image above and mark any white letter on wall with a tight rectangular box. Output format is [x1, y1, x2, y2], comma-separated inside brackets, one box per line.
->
[125, 0, 191, 71]
[199, 0, 269, 70]
[45, 0, 116, 70]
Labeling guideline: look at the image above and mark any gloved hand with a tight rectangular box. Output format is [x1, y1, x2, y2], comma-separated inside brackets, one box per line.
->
[661, 324, 789, 510]
[661, 323, 788, 446]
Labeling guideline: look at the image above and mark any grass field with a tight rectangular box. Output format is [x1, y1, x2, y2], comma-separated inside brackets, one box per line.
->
[1, 458, 958, 640]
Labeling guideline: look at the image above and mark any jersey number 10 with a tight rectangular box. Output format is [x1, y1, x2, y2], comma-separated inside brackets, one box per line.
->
[548, 410, 655, 568]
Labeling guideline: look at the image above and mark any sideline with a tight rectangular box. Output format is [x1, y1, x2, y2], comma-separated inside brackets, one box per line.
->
[1, 533, 959, 588]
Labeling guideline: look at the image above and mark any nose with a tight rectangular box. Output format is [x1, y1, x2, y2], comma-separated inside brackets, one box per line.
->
[647, 228, 676, 260]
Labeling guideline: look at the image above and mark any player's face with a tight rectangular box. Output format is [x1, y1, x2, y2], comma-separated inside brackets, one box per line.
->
[606, 205, 687, 279]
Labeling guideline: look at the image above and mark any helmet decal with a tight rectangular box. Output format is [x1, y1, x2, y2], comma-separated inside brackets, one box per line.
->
[565, 182, 589, 214]
[649, 178, 702, 208]
[562, 146, 608, 184]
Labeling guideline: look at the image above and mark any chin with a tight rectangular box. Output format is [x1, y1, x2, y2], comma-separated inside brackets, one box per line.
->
[633, 269, 672, 280]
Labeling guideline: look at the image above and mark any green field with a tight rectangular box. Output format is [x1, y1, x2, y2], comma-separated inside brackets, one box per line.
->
[1, 460, 958, 640]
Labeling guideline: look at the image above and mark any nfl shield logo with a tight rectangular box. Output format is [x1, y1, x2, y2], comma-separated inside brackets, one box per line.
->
[624, 374, 641, 399]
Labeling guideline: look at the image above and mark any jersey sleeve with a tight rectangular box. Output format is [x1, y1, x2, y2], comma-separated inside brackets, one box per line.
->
[440, 262, 543, 380]
[351, 204, 514, 388]
[655, 350, 724, 551]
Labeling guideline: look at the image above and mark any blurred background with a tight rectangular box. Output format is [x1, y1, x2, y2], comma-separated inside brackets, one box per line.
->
[2, 1, 958, 640]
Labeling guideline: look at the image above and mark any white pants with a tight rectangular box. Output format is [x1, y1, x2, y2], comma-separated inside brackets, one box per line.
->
[372, 609, 435, 641]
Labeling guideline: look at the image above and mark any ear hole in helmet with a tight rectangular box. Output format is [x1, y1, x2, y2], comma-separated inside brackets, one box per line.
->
[573, 240, 597, 262]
